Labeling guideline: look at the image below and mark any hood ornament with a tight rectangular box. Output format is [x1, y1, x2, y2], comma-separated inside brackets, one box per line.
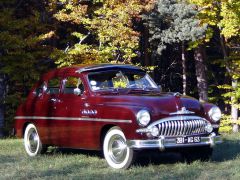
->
[173, 92, 182, 97]
[170, 107, 195, 115]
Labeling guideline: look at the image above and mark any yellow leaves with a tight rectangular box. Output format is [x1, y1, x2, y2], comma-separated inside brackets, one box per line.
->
[188, 0, 240, 39]
[47, 0, 58, 12]
[141, 0, 156, 11]
[139, 65, 157, 73]
[219, 114, 233, 133]
[219, 114, 240, 133]
[91, 1, 142, 59]
[71, 32, 86, 40]
[54, 4, 88, 24]
[38, 31, 55, 41]
[188, 0, 218, 26]
[219, 0, 240, 38]
[53, 42, 106, 67]
[66, 3, 74, 10]
[52, 0, 146, 66]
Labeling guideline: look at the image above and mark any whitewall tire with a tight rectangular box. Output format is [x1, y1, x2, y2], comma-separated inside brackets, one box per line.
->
[103, 127, 134, 169]
[24, 124, 46, 156]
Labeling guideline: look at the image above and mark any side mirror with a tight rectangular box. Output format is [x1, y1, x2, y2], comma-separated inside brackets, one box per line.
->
[73, 88, 81, 96]
[158, 85, 162, 92]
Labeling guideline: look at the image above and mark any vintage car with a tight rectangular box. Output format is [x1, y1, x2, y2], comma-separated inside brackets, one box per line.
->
[14, 64, 222, 169]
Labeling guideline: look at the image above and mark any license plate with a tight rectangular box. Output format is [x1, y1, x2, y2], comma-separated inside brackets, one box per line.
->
[176, 136, 201, 144]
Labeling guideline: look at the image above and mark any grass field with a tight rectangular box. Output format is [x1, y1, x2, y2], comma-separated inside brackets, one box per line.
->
[1, 134, 240, 179]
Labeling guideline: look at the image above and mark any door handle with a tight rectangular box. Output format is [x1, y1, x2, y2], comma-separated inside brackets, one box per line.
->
[49, 98, 56, 102]
[49, 98, 61, 103]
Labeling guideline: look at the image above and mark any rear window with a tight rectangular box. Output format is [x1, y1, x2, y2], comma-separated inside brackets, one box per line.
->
[46, 77, 61, 94]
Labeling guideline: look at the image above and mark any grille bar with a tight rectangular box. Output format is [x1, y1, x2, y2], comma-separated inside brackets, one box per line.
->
[157, 119, 207, 137]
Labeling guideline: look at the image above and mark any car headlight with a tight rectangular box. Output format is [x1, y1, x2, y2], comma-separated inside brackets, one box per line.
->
[208, 106, 221, 122]
[136, 110, 151, 127]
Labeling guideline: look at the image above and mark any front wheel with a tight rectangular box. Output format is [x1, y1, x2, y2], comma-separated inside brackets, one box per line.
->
[24, 124, 47, 156]
[103, 127, 134, 169]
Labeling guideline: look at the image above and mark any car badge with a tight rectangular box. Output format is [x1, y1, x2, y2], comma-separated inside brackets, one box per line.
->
[82, 109, 97, 115]
[170, 107, 195, 115]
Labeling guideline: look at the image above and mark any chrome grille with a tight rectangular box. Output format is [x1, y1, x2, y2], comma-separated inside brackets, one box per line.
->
[157, 119, 207, 137]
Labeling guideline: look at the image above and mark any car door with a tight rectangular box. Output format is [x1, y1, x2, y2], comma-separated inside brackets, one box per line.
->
[43, 76, 62, 145]
[50, 75, 87, 147]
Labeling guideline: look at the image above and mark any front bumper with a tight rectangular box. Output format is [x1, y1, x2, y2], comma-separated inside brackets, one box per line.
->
[127, 133, 222, 151]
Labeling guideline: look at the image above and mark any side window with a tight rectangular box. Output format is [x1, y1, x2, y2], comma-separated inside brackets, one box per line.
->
[47, 77, 61, 94]
[33, 82, 47, 96]
[63, 77, 84, 95]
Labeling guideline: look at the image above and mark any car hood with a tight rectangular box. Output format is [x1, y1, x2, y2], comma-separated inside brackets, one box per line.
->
[97, 92, 204, 120]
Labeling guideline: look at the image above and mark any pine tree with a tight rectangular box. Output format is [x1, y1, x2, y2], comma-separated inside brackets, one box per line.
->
[143, 0, 207, 97]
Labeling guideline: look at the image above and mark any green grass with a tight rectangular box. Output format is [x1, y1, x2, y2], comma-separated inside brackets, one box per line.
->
[1, 134, 240, 179]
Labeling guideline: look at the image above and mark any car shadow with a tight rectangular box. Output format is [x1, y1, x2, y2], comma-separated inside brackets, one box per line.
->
[211, 138, 240, 162]
[46, 147, 103, 158]
[134, 138, 240, 165]
[46, 147, 184, 166]
[44, 138, 240, 167]
[134, 150, 183, 166]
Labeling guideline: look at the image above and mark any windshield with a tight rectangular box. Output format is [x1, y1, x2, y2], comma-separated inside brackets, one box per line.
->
[88, 70, 158, 91]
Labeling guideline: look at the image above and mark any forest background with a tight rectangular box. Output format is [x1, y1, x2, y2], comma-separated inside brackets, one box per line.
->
[0, 0, 239, 136]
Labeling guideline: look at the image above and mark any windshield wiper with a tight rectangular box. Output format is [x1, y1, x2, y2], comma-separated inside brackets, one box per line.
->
[123, 87, 157, 94]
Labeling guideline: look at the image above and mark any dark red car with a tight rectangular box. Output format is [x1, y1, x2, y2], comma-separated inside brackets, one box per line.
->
[14, 64, 222, 169]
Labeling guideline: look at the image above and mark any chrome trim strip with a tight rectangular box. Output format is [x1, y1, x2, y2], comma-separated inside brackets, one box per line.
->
[127, 133, 222, 150]
[14, 116, 132, 123]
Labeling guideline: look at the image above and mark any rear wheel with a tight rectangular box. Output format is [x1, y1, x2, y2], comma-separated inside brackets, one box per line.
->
[181, 146, 213, 162]
[103, 127, 134, 169]
[24, 124, 47, 156]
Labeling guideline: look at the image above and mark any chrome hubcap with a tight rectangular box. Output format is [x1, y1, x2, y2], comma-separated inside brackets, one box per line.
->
[108, 134, 127, 164]
[27, 128, 39, 153]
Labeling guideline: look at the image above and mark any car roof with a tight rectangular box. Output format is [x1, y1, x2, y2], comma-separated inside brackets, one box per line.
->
[41, 64, 143, 80]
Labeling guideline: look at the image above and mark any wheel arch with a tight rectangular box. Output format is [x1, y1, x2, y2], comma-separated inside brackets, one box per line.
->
[22, 122, 32, 137]
[100, 124, 120, 149]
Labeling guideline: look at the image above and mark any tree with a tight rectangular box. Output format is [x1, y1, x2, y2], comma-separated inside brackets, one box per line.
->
[143, 0, 207, 96]
[0, 0, 54, 134]
[0, 0, 153, 134]
[50, 0, 151, 66]
[189, 0, 240, 131]
[219, 0, 240, 131]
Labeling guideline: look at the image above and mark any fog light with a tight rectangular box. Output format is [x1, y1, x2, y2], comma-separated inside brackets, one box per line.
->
[205, 123, 213, 133]
[151, 126, 159, 137]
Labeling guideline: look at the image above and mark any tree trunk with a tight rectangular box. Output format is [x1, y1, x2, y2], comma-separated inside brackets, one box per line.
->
[142, 25, 151, 66]
[182, 42, 187, 95]
[232, 79, 239, 132]
[194, 45, 208, 102]
[0, 73, 5, 137]
[219, 34, 239, 132]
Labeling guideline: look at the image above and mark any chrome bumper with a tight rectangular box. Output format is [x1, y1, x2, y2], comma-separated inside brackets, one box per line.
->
[127, 133, 222, 151]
